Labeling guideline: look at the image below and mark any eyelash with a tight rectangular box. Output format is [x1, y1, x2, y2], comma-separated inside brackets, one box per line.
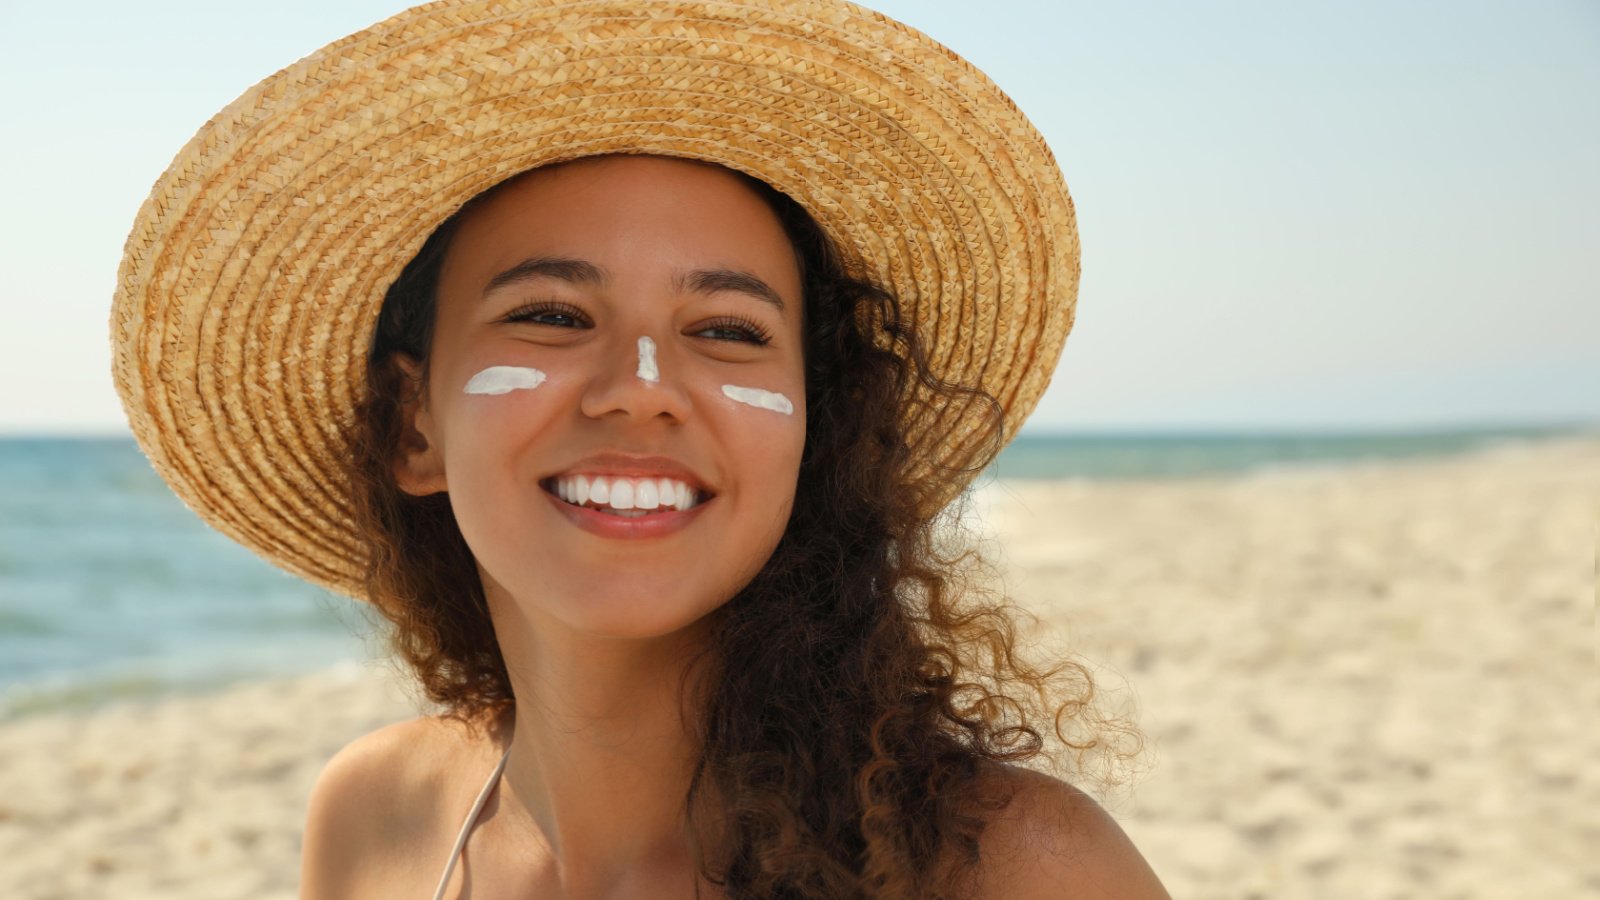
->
[497, 300, 774, 346]
[697, 315, 775, 346]
[498, 300, 586, 328]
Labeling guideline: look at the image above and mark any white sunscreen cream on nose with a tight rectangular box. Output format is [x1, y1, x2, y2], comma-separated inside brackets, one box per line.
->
[463, 366, 547, 395]
[721, 384, 794, 415]
[637, 336, 659, 383]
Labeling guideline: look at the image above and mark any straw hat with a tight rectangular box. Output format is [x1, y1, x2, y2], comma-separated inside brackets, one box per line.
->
[110, 0, 1080, 601]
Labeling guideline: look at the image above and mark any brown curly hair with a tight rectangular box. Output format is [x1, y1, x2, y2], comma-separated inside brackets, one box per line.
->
[341, 155, 1144, 898]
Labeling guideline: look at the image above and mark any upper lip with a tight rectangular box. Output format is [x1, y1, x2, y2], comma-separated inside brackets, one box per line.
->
[541, 452, 716, 496]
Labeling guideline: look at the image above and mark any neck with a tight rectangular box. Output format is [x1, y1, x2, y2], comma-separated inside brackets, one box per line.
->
[484, 592, 724, 895]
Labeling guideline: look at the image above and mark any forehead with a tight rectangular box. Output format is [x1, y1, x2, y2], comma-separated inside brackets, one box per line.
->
[439, 155, 802, 301]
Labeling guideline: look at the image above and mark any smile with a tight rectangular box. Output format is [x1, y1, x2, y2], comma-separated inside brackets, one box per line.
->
[542, 473, 707, 514]
[540, 478, 713, 539]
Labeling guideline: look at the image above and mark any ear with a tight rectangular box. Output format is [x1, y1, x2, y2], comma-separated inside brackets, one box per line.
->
[390, 353, 448, 497]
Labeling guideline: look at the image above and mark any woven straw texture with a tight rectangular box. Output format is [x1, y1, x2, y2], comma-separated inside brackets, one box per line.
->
[110, 0, 1080, 601]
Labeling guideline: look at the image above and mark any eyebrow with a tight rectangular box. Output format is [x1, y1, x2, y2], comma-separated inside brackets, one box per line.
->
[481, 255, 786, 314]
[483, 256, 605, 293]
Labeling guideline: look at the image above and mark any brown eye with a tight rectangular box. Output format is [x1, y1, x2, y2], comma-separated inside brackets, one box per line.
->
[499, 300, 589, 327]
[694, 315, 773, 345]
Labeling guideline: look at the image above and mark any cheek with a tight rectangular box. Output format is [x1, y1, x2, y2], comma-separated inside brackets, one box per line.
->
[441, 363, 561, 474]
[460, 364, 548, 395]
[713, 378, 803, 434]
[452, 366, 556, 430]
[718, 383, 798, 416]
[713, 384, 807, 510]
[703, 367, 805, 459]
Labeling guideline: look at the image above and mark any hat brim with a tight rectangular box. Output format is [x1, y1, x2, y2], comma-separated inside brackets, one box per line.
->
[110, 0, 1079, 600]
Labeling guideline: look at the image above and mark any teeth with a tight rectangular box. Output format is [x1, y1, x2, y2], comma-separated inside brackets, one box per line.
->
[610, 480, 635, 510]
[635, 479, 659, 510]
[551, 474, 703, 513]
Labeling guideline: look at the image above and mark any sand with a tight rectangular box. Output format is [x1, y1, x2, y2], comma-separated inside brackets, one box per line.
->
[2, 437, 1594, 899]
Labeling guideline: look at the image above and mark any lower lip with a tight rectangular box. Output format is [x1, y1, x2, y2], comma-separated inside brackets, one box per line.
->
[544, 488, 711, 539]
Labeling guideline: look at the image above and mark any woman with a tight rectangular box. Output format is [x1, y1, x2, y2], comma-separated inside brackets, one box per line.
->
[111, 2, 1167, 897]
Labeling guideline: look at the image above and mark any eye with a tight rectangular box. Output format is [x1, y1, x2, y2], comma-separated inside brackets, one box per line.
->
[694, 315, 773, 346]
[498, 300, 589, 328]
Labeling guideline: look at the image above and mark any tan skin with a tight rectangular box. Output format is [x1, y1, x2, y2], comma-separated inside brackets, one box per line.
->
[299, 155, 1172, 899]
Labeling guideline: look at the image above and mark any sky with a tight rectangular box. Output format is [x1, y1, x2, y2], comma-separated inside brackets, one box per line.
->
[0, 0, 1594, 435]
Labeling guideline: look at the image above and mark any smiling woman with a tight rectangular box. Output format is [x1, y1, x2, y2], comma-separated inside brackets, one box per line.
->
[109, 1, 1167, 898]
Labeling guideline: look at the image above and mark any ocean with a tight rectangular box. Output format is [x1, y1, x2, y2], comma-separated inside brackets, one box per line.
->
[0, 424, 1590, 722]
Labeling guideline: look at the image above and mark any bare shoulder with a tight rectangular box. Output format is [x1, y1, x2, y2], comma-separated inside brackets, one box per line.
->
[299, 715, 481, 899]
[970, 764, 1171, 900]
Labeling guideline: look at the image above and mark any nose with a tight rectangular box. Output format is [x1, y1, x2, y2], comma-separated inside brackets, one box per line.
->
[578, 332, 693, 424]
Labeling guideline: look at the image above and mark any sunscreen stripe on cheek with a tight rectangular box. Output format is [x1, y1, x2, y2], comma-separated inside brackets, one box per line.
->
[721, 384, 794, 416]
[464, 365, 547, 395]
[637, 336, 659, 383]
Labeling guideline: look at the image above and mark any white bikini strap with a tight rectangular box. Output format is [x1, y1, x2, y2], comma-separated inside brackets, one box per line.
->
[430, 746, 512, 900]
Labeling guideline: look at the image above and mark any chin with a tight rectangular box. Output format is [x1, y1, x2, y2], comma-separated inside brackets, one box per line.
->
[573, 609, 720, 643]
[550, 588, 726, 641]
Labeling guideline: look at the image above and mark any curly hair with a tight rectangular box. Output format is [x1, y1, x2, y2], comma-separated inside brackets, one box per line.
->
[341, 155, 1144, 899]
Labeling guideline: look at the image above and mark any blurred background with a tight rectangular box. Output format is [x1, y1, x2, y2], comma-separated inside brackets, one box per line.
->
[0, 0, 1593, 719]
[0, 2, 1594, 898]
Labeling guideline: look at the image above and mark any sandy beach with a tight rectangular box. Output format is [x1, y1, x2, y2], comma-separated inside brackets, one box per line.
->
[3, 437, 1595, 899]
